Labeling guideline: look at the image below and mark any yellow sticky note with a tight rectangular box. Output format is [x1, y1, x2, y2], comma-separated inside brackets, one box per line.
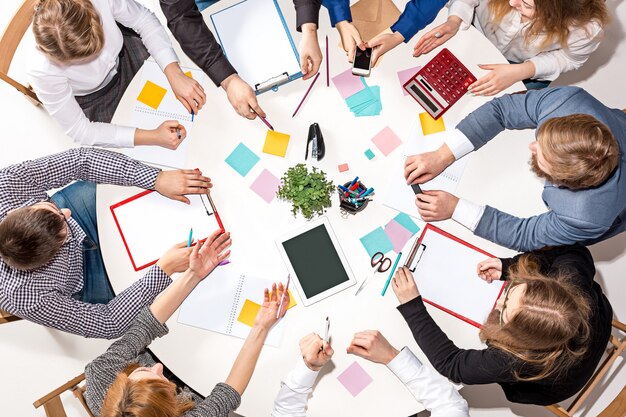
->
[262, 130, 290, 157]
[184, 71, 193, 78]
[419, 112, 446, 136]
[137, 80, 167, 110]
[237, 299, 261, 327]
[286, 290, 297, 310]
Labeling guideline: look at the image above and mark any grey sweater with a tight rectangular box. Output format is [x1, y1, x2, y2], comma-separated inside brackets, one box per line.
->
[84, 307, 241, 416]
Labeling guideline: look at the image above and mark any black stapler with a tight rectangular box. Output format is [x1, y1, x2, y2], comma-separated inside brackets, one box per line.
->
[305, 123, 325, 161]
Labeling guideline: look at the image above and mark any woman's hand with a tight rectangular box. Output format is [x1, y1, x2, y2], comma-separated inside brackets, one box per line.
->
[254, 283, 289, 331]
[367, 31, 405, 67]
[164, 62, 206, 114]
[468, 62, 535, 96]
[347, 330, 400, 365]
[413, 16, 462, 56]
[299, 333, 334, 371]
[156, 241, 193, 276]
[188, 230, 232, 281]
[336, 21, 365, 63]
[392, 266, 420, 304]
[477, 258, 503, 283]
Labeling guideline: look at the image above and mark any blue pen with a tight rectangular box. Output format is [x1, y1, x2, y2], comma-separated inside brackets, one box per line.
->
[337, 185, 360, 197]
[359, 187, 374, 198]
[187, 228, 193, 247]
[381, 252, 402, 296]
[191, 110, 194, 122]
[348, 176, 359, 188]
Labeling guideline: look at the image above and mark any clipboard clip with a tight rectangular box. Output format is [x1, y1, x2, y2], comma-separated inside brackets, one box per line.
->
[404, 239, 427, 273]
[255, 72, 290, 94]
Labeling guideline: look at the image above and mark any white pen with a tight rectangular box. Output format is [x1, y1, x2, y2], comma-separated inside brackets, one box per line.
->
[276, 274, 291, 319]
[322, 316, 330, 350]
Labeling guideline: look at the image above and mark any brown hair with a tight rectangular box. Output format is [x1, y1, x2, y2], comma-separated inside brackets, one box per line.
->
[100, 364, 195, 417]
[33, 0, 105, 62]
[0, 207, 67, 270]
[488, 0, 609, 49]
[479, 255, 592, 382]
[535, 114, 619, 190]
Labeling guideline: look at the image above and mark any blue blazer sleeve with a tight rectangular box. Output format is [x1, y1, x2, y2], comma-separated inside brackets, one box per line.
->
[390, 0, 448, 42]
[322, 0, 352, 27]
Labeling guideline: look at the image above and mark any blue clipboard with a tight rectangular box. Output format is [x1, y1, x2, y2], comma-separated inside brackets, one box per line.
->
[210, 0, 302, 94]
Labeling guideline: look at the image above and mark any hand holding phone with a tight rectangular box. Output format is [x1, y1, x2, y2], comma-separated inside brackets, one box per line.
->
[352, 47, 373, 77]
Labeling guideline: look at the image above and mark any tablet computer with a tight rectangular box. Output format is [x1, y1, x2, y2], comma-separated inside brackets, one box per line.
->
[276, 217, 356, 306]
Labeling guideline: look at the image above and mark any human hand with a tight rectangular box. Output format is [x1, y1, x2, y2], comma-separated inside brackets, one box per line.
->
[347, 330, 400, 365]
[221, 74, 266, 120]
[415, 190, 459, 222]
[468, 62, 535, 96]
[477, 258, 503, 283]
[299, 333, 334, 371]
[404, 144, 455, 185]
[254, 283, 289, 330]
[392, 266, 420, 304]
[164, 62, 206, 114]
[299, 23, 322, 80]
[156, 241, 193, 276]
[188, 230, 232, 281]
[336, 21, 365, 63]
[412, 16, 462, 56]
[139, 121, 186, 150]
[154, 169, 212, 204]
[367, 31, 404, 67]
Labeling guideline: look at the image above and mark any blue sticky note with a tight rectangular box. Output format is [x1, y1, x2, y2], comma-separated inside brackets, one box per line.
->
[359, 227, 394, 257]
[364, 149, 375, 160]
[225, 142, 260, 177]
[346, 87, 375, 109]
[393, 213, 420, 235]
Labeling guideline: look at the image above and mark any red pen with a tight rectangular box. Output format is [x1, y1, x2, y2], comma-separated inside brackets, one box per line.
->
[251, 108, 274, 130]
[206, 191, 225, 233]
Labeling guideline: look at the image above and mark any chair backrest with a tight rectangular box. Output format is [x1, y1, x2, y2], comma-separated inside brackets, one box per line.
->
[33, 373, 95, 417]
[0, 0, 41, 104]
[0, 308, 22, 324]
[545, 319, 626, 417]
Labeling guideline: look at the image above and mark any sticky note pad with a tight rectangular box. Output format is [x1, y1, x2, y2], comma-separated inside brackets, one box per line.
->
[338, 163, 349, 172]
[359, 227, 393, 257]
[225, 142, 260, 177]
[371, 127, 402, 156]
[385, 219, 414, 253]
[364, 149, 375, 160]
[285, 289, 297, 310]
[263, 131, 290, 157]
[393, 213, 420, 235]
[397, 66, 421, 95]
[184, 71, 193, 78]
[337, 361, 373, 397]
[237, 299, 261, 327]
[137, 80, 167, 109]
[332, 69, 366, 99]
[250, 169, 281, 203]
[419, 112, 446, 135]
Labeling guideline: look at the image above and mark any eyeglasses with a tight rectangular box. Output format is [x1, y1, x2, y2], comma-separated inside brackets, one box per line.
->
[499, 280, 517, 326]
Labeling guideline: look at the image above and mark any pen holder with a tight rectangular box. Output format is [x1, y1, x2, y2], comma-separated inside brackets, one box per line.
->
[338, 181, 370, 215]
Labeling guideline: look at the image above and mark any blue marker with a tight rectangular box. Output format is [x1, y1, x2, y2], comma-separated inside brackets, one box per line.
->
[348, 176, 359, 189]
[191, 110, 195, 122]
[187, 228, 193, 247]
[359, 187, 374, 198]
[381, 252, 402, 296]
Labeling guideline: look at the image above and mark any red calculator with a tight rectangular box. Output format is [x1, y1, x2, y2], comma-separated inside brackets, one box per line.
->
[403, 48, 476, 120]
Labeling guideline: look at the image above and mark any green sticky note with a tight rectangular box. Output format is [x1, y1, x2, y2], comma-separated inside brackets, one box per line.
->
[364, 149, 375, 160]
[360, 227, 394, 257]
[225, 142, 260, 177]
[393, 213, 420, 235]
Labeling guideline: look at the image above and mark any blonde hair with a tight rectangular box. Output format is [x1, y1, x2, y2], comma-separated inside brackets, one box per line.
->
[488, 0, 610, 49]
[33, 0, 104, 62]
[479, 255, 592, 382]
[536, 114, 619, 190]
[100, 364, 195, 417]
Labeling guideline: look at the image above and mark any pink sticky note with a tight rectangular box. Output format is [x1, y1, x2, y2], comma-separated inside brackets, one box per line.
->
[338, 163, 349, 172]
[332, 68, 365, 99]
[371, 127, 402, 156]
[384, 219, 414, 253]
[337, 361, 373, 397]
[250, 169, 281, 203]
[397, 66, 422, 96]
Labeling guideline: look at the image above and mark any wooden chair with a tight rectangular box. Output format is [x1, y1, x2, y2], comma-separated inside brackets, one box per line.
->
[33, 373, 94, 417]
[0, 0, 41, 105]
[545, 319, 626, 417]
[0, 308, 21, 324]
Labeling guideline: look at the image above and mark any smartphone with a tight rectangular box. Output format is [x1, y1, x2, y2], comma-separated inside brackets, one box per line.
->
[411, 183, 422, 194]
[352, 47, 373, 77]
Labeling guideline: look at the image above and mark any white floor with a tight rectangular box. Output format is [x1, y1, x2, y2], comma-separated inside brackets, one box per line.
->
[1, 1, 624, 416]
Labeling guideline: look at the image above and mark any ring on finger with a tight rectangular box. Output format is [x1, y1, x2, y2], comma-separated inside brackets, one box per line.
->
[434, 32, 442, 38]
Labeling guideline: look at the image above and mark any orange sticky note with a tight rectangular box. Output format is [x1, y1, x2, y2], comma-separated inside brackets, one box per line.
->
[419, 112, 446, 136]
[262, 130, 290, 157]
[237, 299, 261, 327]
[184, 71, 193, 78]
[137, 80, 167, 109]
[338, 163, 349, 172]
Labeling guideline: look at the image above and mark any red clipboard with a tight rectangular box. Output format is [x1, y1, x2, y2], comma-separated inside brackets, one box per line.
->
[410, 224, 506, 328]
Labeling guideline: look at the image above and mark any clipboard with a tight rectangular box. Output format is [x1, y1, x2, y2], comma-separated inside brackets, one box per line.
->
[110, 190, 224, 271]
[404, 224, 506, 328]
[210, 0, 302, 94]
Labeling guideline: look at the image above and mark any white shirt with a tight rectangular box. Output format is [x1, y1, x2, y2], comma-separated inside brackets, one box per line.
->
[27, 0, 178, 148]
[271, 347, 470, 417]
[447, 0, 604, 81]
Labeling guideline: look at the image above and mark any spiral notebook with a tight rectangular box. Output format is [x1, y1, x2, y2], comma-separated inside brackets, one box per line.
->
[177, 264, 287, 347]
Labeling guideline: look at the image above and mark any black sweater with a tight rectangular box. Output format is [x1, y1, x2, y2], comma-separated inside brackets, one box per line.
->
[397, 245, 612, 405]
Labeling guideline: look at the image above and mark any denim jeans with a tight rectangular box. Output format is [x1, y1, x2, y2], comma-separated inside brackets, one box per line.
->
[51, 181, 115, 304]
[195, 0, 219, 11]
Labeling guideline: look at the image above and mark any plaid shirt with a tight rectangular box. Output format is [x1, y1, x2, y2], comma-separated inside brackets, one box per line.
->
[0, 148, 172, 339]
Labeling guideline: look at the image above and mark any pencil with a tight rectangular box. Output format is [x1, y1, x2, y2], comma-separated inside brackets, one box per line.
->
[326, 35, 329, 87]
[252, 108, 274, 130]
[381, 252, 402, 296]
[292, 72, 321, 118]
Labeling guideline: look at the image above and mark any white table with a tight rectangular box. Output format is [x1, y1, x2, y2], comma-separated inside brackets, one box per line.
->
[98, 4, 545, 416]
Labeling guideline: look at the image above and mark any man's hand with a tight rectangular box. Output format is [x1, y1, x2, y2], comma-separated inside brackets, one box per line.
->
[299, 23, 322, 80]
[392, 266, 420, 304]
[221, 74, 266, 120]
[164, 62, 206, 114]
[254, 283, 289, 330]
[413, 16, 462, 56]
[366, 31, 404, 67]
[477, 258, 503, 283]
[468, 62, 535, 96]
[347, 330, 399, 365]
[415, 190, 459, 222]
[157, 241, 193, 276]
[135, 121, 186, 150]
[299, 333, 334, 371]
[404, 143, 455, 185]
[188, 230, 232, 281]
[155, 169, 212, 204]
[336, 21, 365, 63]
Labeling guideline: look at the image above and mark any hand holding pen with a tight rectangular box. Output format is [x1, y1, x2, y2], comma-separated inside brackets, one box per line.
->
[300, 332, 334, 371]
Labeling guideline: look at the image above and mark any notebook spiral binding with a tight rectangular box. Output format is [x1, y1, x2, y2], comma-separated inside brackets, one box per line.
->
[226, 274, 246, 333]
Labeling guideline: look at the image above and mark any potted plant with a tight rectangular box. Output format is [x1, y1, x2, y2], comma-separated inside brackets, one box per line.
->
[277, 163, 335, 220]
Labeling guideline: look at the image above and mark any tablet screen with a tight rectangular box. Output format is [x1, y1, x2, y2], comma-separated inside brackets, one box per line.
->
[281, 224, 350, 298]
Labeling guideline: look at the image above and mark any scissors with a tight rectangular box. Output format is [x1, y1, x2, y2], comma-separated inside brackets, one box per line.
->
[355, 252, 392, 295]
